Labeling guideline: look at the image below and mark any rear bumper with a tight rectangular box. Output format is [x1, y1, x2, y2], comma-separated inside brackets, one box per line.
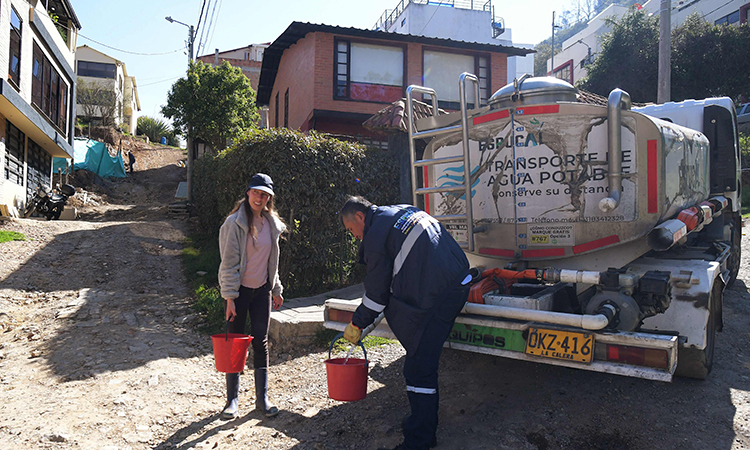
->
[324, 299, 678, 382]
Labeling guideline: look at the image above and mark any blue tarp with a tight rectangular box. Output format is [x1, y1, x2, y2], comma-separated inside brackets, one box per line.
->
[72, 139, 127, 179]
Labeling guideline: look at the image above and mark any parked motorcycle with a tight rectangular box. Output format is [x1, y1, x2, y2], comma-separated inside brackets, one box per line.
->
[23, 184, 76, 220]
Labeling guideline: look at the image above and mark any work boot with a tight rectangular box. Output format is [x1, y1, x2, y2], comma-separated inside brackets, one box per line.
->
[221, 373, 240, 420]
[254, 367, 279, 417]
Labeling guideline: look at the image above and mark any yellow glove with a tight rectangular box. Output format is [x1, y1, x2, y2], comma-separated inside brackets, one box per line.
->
[344, 322, 362, 344]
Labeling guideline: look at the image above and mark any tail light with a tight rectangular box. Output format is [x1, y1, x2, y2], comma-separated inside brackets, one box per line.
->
[604, 344, 668, 369]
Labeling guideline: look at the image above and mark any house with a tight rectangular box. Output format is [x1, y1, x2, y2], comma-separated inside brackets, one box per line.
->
[75, 45, 140, 134]
[372, 0, 535, 83]
[257, 22, 532, 146]
[196, 43, 268, 91]
[197, 43, 269, 127]
[0, 0, 80, 213]
[548, 0, 750, 84]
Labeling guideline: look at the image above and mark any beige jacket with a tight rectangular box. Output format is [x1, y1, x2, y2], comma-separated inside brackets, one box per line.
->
[218, 203, 286, 299]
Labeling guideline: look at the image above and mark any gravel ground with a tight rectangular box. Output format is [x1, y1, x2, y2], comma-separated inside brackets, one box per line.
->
[0, 144, 748, 450]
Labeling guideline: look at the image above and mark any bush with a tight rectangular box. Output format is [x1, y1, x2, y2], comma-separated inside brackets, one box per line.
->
[192, 128, 399, 297]
[137, 116, 176, 146]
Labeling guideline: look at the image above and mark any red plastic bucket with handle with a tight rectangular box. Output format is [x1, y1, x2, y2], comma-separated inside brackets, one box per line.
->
[212, 332, 252, 373]
[325, 333, 368, 401]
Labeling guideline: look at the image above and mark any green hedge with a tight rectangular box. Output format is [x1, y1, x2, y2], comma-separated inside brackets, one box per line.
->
[192, 128, 400, 297]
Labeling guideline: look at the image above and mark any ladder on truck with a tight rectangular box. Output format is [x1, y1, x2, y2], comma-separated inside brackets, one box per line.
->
[405, 72, 480, 251]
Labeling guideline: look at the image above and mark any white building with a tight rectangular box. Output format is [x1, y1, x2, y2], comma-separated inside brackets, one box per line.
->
[373, 0, 535, 84]
[0, 0, 80, 213]
[75, 45, 140, 134]
[547, 0, 750, 85]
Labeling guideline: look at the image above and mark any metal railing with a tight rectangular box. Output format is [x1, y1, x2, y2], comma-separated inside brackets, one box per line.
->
[405, 73, 480, 251]
[374, 0, 494, 31]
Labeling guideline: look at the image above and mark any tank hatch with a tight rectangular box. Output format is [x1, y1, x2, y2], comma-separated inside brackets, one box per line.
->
[489, 76, 579, 110]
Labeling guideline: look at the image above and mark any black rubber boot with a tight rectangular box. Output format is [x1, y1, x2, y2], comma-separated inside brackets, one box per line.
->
[254, 368, 279, 417]
[221, 373, 240, 420]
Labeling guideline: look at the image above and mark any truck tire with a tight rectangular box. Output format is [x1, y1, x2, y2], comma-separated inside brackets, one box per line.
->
[675, 281, 721, 380]
[725, 212, 741, 288]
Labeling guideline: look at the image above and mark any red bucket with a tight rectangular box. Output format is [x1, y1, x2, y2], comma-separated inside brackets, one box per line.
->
[211, 333, 252, 373]
[325, 357, 368, 401]
[325, 333, 368, 401]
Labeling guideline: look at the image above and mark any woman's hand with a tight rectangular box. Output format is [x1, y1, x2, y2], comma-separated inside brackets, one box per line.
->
[272, 295, 284, 311]
[225, 298, 237, 322]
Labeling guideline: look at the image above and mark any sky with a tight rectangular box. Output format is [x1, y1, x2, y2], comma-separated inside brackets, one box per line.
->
[69, 0, 569, 121]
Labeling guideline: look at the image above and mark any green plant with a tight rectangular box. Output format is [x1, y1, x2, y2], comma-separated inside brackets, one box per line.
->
[192, 128, 399, 298]
[0, 231, 26, 243]
[162, 61, 260, 150]
[137, 116, 174, 145]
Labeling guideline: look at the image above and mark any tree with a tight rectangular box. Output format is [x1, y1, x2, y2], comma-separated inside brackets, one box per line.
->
[578, 11, 750, 104]
[77, 78, 120, 126]
[161, 61, 260, 151]
[576, 8, 659, 103]
[671, 14, 750, 102]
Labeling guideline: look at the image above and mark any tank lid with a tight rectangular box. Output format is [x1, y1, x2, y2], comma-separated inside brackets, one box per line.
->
[489, 76, 578, 109]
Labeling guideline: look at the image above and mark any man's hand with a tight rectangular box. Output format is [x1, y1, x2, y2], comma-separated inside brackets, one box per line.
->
[344, 322, 362, 344]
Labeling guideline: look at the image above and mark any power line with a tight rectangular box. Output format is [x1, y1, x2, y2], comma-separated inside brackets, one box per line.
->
[199, 0, 221, 56]
[205, 0, 223, 54]
[196, 0, 212, 56]
[79, 33, 184, 56]
[138, 75, 184, 87]
[195, 0, 208, 37]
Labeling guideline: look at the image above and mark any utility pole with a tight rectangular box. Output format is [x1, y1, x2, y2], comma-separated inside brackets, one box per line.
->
[551, 11, 556, 75]
[657, 0, 671, 104]
[550, 12, 561, 77]
[166, 16, 195, 202]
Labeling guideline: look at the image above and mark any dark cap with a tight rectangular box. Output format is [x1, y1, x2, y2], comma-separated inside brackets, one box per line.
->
[247, 173, 274, 196]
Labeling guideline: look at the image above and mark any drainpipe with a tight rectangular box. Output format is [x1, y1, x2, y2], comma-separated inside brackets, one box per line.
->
[599, 88, 631, 213]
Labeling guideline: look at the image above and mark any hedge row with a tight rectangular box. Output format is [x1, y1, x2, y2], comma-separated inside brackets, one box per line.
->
[192, 128, 400, 297]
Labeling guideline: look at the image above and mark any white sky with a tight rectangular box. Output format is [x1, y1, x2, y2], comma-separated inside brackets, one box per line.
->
[70, 0, 568, 120]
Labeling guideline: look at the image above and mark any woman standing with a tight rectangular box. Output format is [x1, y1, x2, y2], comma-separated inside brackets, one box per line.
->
[218, 173, 286, 419]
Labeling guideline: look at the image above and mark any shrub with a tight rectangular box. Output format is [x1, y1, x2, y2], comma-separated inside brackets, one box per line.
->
[192, 128, 399, 297]
[137, 116, 174, 145]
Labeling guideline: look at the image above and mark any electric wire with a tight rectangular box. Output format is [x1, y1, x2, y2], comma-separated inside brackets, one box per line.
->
[194, 0, 208, 38]
[139, 75, 184, 87]
[196, 0, 212, 56]
[199, 0, 221, 56]
[78, 33, 185, 56]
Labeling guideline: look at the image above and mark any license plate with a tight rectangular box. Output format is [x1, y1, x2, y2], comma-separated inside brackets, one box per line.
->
[525, 327, 594, 363]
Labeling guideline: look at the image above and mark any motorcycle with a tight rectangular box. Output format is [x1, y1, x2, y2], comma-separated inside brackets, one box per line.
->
[23, 184, 76, 220]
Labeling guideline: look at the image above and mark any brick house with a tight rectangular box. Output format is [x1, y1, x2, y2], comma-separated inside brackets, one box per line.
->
[0, 0, 80, 214]
[257, 22, 532, 146]
[196, 43, 268, 91]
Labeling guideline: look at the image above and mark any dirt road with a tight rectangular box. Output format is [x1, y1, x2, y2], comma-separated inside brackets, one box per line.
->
[0, 145, 749, 449]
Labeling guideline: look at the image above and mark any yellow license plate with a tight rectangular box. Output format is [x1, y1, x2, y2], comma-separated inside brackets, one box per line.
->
[525, 327, 594, 363]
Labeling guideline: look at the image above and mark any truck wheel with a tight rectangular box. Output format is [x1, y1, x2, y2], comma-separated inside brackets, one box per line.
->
[725, 212, 741, 288]
[675, 281, 721, 380]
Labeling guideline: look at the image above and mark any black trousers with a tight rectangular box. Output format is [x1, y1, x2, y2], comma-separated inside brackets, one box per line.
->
[227, 282, 272, 369]
[402, 282, 470, 450]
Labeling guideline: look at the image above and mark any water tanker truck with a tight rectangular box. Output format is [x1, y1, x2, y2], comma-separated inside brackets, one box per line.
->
[324, 75, 742, 382]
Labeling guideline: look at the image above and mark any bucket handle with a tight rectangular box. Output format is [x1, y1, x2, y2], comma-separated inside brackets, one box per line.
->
[329, 332, 367, 361]
[225, 320, 230, 341]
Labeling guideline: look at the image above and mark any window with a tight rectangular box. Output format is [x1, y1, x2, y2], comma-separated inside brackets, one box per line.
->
[9, 7, 22, 89]
[5, 121, 25, 186]
[423, 50, 489, 110]
[360, 137, 388, 150]
[77, 61, 116, 79]
[27, 139, 51, 197]
[553, 60, 573, 85]
[334, 39, 404, 103]
[32, 43, 69, 134]
[284, 89, 289, 128]
[256, 49, 264, 61]
[274, 92, 279, 128]
[715, 10, 740, 25]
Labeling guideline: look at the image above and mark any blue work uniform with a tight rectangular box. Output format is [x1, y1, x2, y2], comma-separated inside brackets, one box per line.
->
[352, 204, 471, 450]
